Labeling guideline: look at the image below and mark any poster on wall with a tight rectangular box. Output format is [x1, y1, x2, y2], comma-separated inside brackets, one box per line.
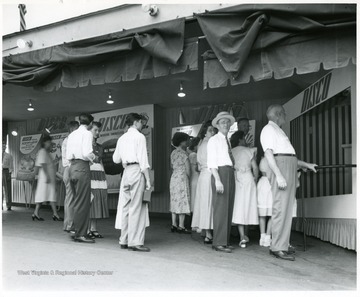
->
[171, 124, 203, 139]
[16, 134, 42, 181]
[16, 133, 69, 181]
[92, 105, 154, 192]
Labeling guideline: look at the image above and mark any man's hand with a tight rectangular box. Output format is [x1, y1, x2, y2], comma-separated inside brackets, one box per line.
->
[305, 163, 318, 173]
[93, 156, 100, 163]
[215, 179, 224, 194]
[276, 174, 287, 190]
[145, 180, 151, 191]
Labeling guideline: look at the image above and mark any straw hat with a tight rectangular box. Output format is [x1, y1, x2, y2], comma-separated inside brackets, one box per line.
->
[212, 111, 235, 127]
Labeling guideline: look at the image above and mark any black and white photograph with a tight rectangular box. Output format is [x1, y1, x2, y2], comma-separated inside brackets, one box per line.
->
[0, 0, 358, 295]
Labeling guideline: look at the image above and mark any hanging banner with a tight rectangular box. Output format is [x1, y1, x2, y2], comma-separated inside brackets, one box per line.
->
[16, 134, 42, 181]
[92, 105, 154, 192]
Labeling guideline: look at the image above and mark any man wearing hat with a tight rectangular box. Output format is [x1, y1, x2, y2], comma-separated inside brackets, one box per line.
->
[207, 111, 236, 253]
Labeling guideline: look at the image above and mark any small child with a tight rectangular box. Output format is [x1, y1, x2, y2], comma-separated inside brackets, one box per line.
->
[257, 157, 272, 247]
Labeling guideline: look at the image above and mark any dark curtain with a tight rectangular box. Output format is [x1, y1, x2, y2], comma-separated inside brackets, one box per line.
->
[196, 4, 356, 79]
[3, 18, 186, 87]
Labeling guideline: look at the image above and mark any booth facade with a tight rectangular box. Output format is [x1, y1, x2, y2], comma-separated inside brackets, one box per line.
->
[2, 4, 356, 251]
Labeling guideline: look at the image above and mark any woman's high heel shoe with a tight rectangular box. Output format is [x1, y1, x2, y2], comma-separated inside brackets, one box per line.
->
[52, 215, 64, 221]
[32, 214, 44, 221]
[204, 237, 213, 244]
[171, 225, 178, 233]
[177, 227, 191, 234]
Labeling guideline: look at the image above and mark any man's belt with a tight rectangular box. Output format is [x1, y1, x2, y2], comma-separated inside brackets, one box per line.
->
[126, 162, 139, 166]
[274, 153, 296, 157]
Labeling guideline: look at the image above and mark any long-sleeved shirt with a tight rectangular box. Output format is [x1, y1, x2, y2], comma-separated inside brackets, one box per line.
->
[66, 125, 95, 162]
[207, 132, 233, 169]
[112, 127, 150, 172]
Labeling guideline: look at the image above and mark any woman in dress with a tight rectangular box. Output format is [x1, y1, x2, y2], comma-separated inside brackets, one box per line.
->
[187, 137, 201, 213]
[257, 157, 273, 247]
[87, 121, 109, 239]
[191, 120, 217, 243]
[32, 135, 63, 221]
[170, 132, 191, 234]
[230, 130, 259, 248]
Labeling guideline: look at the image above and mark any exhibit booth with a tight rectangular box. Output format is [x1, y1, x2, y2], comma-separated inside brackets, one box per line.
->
[2, 4, 356, 250]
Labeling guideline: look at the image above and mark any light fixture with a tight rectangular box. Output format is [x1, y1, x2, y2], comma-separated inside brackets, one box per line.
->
[106, 91, 114, 104]
[177, 82, 186, 98]
[179, 110, 185, 125]
[27, 99, 34, 111]
[11, 128, 18, 136]
[45, 125, 54, 134]
[16, 38, 33, 49]
[142, 4, 159, 16]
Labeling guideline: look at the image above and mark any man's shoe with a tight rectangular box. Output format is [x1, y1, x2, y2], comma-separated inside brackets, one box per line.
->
[7, 208, 12, 211]
[120, 244, 128, 249]
[226, 245, 235, 250]
[128, 245, 150, 252]
[269, 250, 295, 261]
[287, 244, 296, 254]
[74, 236, 95, 243]
[212, 245, 232, 253]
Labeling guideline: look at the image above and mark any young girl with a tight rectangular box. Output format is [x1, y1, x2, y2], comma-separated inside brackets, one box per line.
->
[257, 157, 273, 247]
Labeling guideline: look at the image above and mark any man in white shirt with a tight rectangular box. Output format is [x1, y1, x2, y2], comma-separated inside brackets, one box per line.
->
[113, 113, 151, 252]
[66, 114, 98, 243]
[260, 104, 317, 261]
[62, 121, 79, 233]
[2, 141, 14, 211]
[207, 111, 236, 253]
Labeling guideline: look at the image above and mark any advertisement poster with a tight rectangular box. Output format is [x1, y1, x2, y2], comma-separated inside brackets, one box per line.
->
[92, 105, 154, 192]
[16, 133, 68, 181]
[16, 134, 42, 181]
[171, 124, 203, 139]
[228, 119, 256, 147]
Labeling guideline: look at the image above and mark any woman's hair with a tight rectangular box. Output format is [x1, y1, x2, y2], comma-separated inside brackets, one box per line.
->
[172, 132, 190, 147]
[92, 121, 102, 129]
[230, 130, 245, 148]
[41, 135, 52, 148]
[79, 113, 94, 125]
[125, 113, 143, 127]
[188, 137, 201, 151]
[198, 120, 214, 139]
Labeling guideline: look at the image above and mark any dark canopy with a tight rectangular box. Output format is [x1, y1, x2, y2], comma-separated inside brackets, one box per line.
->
[3, 18, 199, 90]
[196, 4, 356, 87]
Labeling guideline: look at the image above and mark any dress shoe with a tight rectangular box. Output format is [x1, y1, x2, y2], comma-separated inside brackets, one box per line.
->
[287, 244, 296, 254]
[171, 225, 178, 233]
[177, 227, 191, 234]
[86, 232, 96, 239]
[73, 236, 95, 243]
[227, 245, 235, 250]
[52, 215, 64, 221]
[269, 250, 295, 261]
[7, 208, 12, 211]
[212, 245, 232, 253]
[120, 244, 128, 249]
[32, 214, 44, 221]
[128, 245, 150, 252]
[239, 240, 247, 248]
[204, 237, 213, 244]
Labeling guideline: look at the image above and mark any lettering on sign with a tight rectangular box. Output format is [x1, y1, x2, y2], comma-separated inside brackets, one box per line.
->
[301, 72, 332, 113]
[37, 117, 68, 132]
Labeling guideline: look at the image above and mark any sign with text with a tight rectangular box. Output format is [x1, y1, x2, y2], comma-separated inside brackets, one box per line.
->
[17, 134, 42, 181]
[92, 105, 154, 191]
[171, 124, 203, 138]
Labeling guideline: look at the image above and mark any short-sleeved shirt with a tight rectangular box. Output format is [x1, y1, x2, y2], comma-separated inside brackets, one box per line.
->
[2, 152, 14, 172]
[207, 132, 233, 169]
[260, 121, 296, 155]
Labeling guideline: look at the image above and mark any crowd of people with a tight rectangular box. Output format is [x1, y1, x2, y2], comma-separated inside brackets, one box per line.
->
[2, 105, 317, 261]
[169, 105, 317, 261]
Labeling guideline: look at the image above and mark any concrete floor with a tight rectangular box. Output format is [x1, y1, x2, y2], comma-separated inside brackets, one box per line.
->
[1, 206, 357, 292]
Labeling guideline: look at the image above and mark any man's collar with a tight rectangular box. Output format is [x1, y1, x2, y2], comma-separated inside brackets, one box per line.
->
[269, 120, 280, 128]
